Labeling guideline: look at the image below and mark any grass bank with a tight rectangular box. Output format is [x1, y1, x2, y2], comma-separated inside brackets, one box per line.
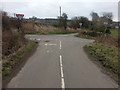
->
[25, 30, 77, 35]
[2, 40, 37, 77]
[25, 31, 45, 35]
[84, 43, 119, 76]
[75, 30, 98, 39]
[75, 34, 94, 39]
[76, 29, 119, 39]
[77, 29, 119, 81]
[48, 31, 77, 35]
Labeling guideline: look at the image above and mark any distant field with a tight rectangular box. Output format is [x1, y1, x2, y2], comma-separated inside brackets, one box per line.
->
[110, 29, 119, 37]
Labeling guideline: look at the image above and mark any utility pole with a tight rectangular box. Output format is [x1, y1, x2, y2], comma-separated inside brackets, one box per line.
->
[14, 13, 16, 18]
[60, 6, 61, 17]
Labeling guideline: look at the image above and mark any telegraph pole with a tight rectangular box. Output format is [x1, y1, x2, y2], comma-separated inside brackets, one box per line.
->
[60, 6, 61, 17]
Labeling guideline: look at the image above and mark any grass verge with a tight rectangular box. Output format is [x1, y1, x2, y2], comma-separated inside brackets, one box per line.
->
[84, 43, 119, 76]
[48, 31, 77, 34]
[2, 40, 37, 77]
[75, 34, 94, 39]
[25, 31, 77, 35]
[25, 32, 46, 35]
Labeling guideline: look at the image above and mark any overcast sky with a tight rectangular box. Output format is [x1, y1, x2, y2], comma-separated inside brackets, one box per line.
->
[1, 0, 119, 21]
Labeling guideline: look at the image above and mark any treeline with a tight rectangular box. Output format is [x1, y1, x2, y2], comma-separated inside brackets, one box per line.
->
[44, 11, 114, 35]
[27, 11, 115, 33]
[69, 12, 113, 33]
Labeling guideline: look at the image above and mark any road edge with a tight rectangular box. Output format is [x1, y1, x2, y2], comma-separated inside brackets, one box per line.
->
[2, 41, 38, 88]
[83, 44, 118, 85]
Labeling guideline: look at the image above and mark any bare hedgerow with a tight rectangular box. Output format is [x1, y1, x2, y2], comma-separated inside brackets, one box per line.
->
[2, 11, 26, 57]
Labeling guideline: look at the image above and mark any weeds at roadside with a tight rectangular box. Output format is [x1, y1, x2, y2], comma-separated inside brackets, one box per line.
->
[2, 40, 37, 77]
[25, 30, 77, 35]
[84, 43, 119, 75]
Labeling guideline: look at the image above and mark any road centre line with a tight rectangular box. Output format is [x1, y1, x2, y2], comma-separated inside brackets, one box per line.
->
[60, 41, 62, 49]
[60, 55, 62, 66]
[44, 40, 64, 89]
[59, 55, 65, 89]
[61, 78, 65, 90]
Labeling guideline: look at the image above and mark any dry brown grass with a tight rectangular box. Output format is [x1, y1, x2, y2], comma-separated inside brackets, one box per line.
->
[95, 35, 119, 48]
[2, 30, 26, 57]
[22, 22, 34, 32]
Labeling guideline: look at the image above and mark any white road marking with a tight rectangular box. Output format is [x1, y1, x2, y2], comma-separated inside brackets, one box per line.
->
[60, 67, 64, 78]
[45, 44, 48, 46]
[48, 44, 56, 46]
[61, 78, 65, 89]
[60, 41, 62, 50]
[45, 44, 56, 46]
[37, 39, 41, 41]
[60, 55, 62, 65]
[59, 55, 65, 89]
[47, 50, 49, 53]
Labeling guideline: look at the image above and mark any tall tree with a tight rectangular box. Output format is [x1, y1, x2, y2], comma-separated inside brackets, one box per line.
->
[78, 16, 90, 29]
[90, 12, 113, 33]
[102, 12, 113, 25]
[90, 12, 100, 31]
[90, 12, 99, 22]
[70, 17, 79, 30]
[58, 13, 68, 30]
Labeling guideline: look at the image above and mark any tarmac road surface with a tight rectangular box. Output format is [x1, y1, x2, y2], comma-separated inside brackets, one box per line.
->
[8, 34, 118, 88]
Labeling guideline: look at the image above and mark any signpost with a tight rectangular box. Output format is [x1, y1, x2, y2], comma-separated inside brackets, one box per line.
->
[104, 22, 108, 34]
[16, 14, 24, 21]
[79, 23, 82, 28]
[16, 14, 24, 32]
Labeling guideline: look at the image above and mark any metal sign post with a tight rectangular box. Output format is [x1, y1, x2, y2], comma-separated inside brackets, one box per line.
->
[79, 23, 82, 28]
[16, 14, 24, 32]
[16, 14, 24, 20]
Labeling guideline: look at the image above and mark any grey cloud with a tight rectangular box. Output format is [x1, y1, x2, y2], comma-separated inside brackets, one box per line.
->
[1, 1, 118, 21]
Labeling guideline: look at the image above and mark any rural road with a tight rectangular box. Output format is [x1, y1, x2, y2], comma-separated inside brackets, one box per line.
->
[7, 34, 118, 88]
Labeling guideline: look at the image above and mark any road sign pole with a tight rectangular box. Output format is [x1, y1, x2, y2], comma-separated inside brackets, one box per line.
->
[16, 14, 24, 33]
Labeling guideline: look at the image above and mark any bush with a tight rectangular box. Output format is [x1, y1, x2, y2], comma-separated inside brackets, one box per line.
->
[79, 30, 100, 37]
